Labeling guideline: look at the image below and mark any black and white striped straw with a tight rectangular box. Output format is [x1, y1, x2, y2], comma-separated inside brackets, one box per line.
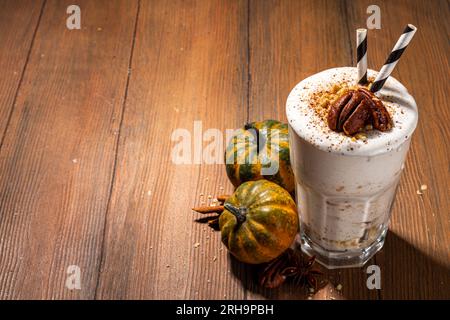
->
[370, 24, 417, 93]
[356, 28, 368, 85]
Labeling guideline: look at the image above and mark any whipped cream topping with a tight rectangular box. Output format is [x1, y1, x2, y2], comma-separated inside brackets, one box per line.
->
[286, 67, 418, 156]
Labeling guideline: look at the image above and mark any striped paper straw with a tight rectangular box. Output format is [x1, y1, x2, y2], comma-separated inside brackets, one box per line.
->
[371, 24, 417, 93]
[357, 28, 368, 84]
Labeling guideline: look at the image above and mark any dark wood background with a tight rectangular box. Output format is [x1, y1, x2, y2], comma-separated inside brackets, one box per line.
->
[0, 0, 448, 299]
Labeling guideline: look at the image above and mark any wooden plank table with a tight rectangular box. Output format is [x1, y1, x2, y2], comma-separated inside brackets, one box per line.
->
[0, 0, 448, 300]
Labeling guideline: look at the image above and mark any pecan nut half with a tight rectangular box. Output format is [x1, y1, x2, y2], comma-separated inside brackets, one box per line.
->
[342, 98, 371, 135]
[327, 88, 392, 135]
[327, 91, 352, 132]
[358, 87, 392, 131]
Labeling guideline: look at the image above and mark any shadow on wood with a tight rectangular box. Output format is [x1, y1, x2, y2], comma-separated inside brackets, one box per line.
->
[229, 241, 426, 300]
[229, 247, 374, 300]
[378, 231, 450, 299]
[229, 252, 308, 299]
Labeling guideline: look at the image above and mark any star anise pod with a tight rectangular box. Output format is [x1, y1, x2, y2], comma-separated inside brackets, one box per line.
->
[281, 253, 323, 291]
[259, 248, 324, 290]
[259, 249, 293, 288]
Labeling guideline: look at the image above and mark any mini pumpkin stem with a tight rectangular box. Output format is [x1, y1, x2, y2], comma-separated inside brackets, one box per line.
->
[244, 122, 262, 154]
[224, 203, 247, 225]
[244, 122, 253, 130]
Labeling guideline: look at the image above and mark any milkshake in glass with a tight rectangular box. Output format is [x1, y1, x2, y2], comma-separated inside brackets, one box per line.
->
[286, 67, 418, 268]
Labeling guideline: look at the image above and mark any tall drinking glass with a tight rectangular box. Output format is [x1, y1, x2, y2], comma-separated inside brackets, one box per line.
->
[286, 67, 418, 268]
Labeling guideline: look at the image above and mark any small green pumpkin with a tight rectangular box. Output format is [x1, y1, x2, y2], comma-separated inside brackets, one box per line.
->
[224, 120, 294, 193]
[219, 179, 299, 264]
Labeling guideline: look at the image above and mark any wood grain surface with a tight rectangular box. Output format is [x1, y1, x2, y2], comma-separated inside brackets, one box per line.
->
[95, 0, 248, 300]
[0, 0, 138, 299]
[0, 0, 44, 147]
[0, 0, 448, 300]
